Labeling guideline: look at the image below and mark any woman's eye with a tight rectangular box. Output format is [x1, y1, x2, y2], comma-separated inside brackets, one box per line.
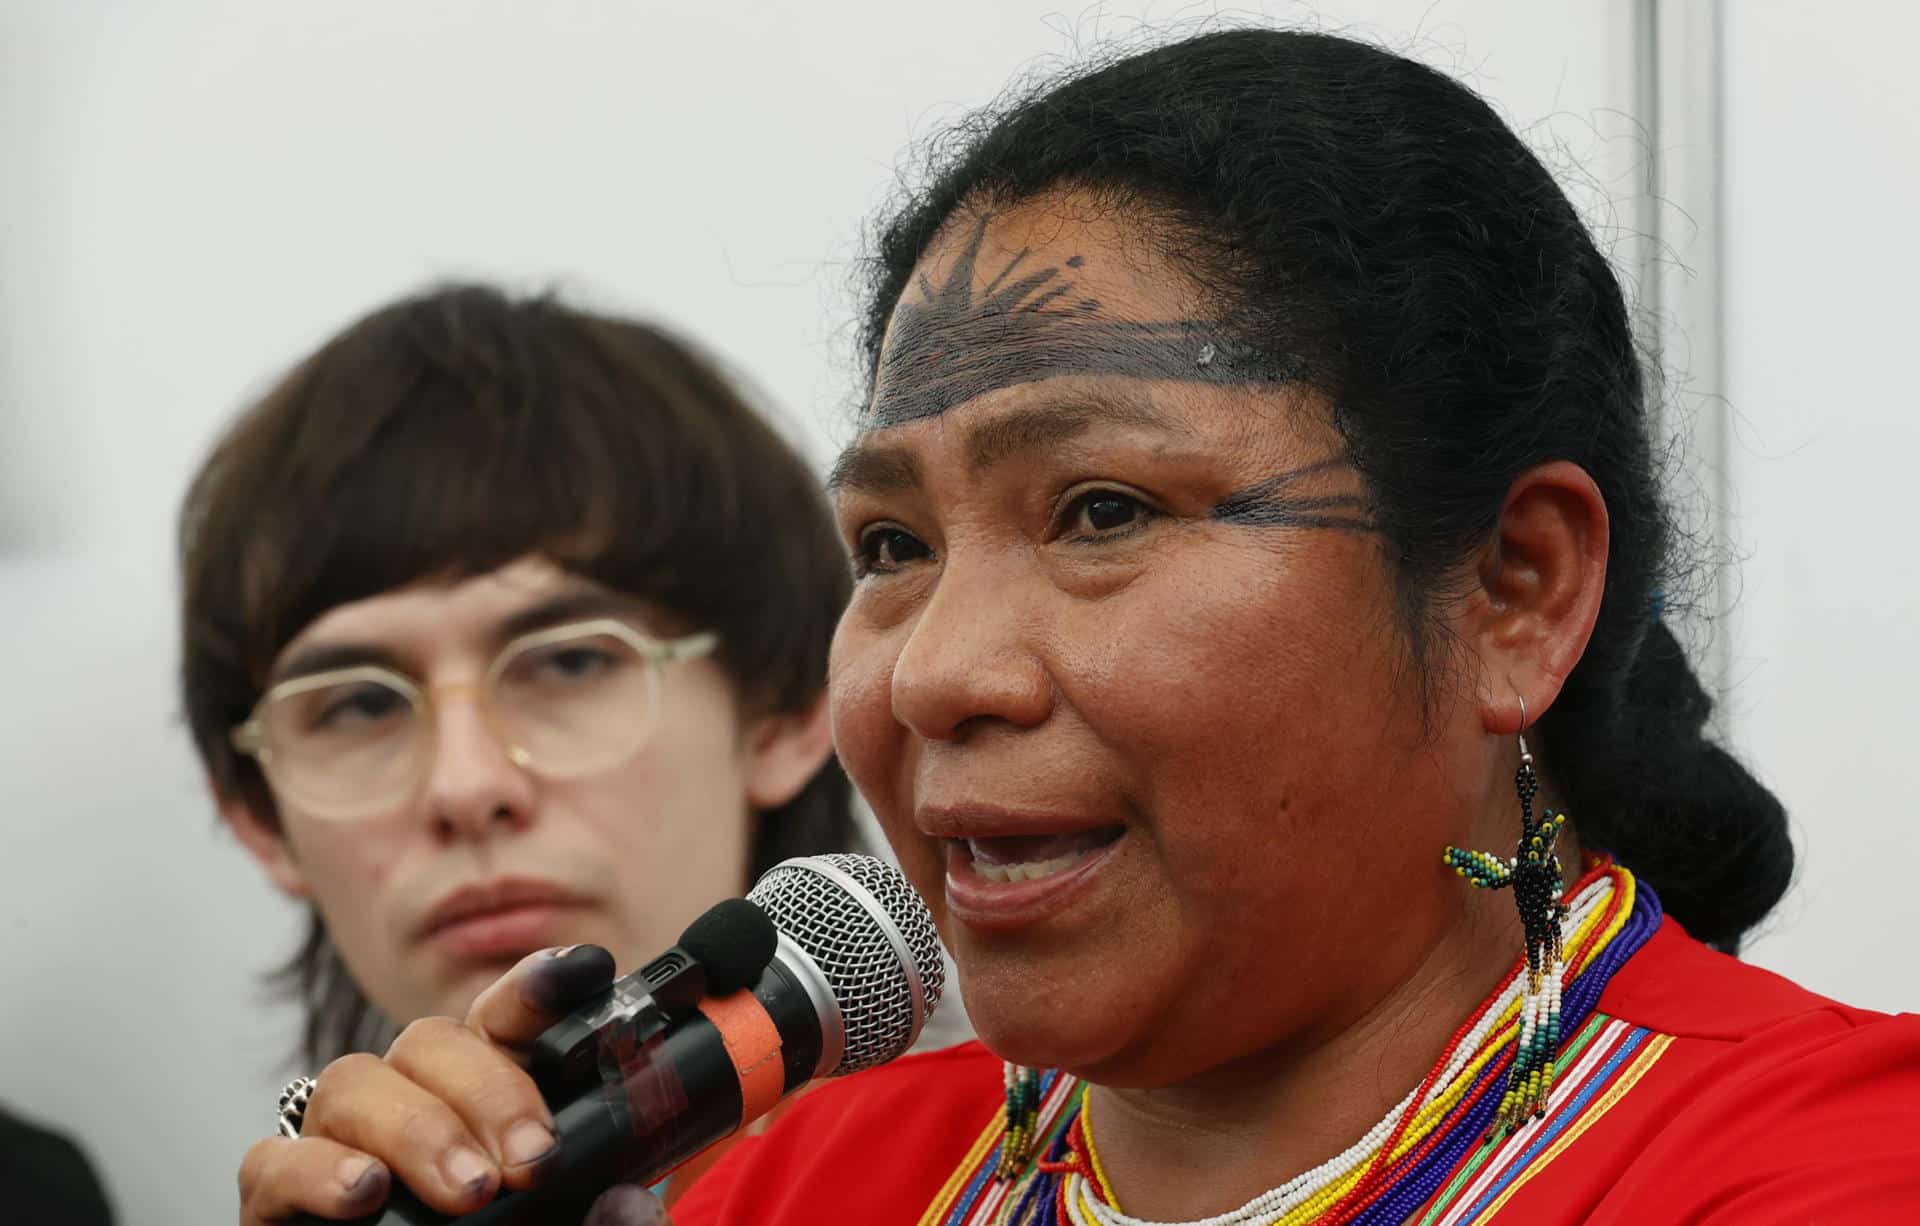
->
[1064, 489, 1153, 536]
[854, 526, 931, 575]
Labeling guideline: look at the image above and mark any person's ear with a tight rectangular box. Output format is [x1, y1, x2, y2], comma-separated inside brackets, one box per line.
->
[740, 692, 837, 810]
[1469, 460, 1611, 735]
[216, 780, 313, 900]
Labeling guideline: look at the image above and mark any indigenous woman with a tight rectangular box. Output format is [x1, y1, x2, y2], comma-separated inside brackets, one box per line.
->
[238, 29, 1920, 1226]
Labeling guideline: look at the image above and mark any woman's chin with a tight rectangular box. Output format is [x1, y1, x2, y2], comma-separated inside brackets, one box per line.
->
[965, 985, 1126, 1076]
[977, 1026, 1107, 1077]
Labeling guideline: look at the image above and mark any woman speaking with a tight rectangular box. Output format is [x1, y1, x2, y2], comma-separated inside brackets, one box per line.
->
[238, 28, 1920, 1226]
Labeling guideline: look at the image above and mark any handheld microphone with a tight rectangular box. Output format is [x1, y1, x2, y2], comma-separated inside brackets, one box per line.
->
[300, 854, 946, 1226]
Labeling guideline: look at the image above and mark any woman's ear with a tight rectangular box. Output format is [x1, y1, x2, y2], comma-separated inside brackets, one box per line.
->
[1469, 460, 1611, 734]
[740, 692, 837, 810]
[217, 781, 313, 900]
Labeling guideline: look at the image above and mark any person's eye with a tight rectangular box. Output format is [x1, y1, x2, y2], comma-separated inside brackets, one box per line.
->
[853, 524, 932, 577]
[1060, 488, 1156, 539]
[312, 683, 407, 731]
[501, 638, 638, 692]
[533, 645, 619, 681]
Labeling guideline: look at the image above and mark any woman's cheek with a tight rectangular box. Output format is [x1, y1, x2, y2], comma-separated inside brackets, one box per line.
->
[828, 624, 903, 802]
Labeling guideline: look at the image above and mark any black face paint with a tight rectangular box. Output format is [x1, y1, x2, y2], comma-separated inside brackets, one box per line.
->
[1212, 458, 1376, 533]
[866, 216, 1305, 428]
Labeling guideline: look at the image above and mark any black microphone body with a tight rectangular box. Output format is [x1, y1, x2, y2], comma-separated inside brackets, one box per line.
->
[286, 854, 944, 1226]
[310, 950, 825, 1226]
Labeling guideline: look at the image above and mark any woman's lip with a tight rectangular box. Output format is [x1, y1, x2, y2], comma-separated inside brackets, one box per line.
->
[942, 835, 1123, 933]
[915, 803, 1120, 841]
[427, 902, 587, 960]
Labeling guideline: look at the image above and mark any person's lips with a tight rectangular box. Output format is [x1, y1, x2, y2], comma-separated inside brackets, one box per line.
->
[918, 804, 1126, 932]
[417, 878, 592, 959]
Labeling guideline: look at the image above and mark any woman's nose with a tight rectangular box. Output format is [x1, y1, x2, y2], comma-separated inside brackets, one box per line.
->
[889, 552, 1054, 743]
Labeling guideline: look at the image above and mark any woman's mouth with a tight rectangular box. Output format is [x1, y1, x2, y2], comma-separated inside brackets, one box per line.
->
[943, 826, 1125, 930]
[963, 830, 1119, 882]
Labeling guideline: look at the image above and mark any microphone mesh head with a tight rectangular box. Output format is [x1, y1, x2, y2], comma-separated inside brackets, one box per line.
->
[747, 853, 946, 1076]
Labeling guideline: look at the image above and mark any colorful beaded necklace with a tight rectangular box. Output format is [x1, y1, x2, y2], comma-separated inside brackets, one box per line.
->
[919, 858, 1663, 1226]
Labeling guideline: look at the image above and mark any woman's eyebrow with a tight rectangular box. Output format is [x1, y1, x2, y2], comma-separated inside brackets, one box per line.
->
[827, 444, 921, 495]
[961, 394, 1173, 473]
[829, 393, 1179, 495]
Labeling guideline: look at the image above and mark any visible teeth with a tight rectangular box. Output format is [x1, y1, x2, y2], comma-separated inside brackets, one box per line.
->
[972, 850, 1087, 884]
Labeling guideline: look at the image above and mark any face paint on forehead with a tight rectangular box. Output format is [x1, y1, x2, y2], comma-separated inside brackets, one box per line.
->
[1213, 457, 1377, 533]
[866, 215, 1305, 429]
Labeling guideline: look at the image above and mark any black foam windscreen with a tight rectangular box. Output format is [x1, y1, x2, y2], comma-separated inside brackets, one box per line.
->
[678, 898, 778, 995]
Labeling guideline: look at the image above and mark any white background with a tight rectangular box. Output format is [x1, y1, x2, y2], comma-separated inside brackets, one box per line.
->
[0, 3, 1913, 1223]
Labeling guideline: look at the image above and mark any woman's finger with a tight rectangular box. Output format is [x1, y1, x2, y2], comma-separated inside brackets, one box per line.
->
[384, 1016, 557, 1191]
[466, 944, 616, 1056]
[583, 1183, 671, 1226]
[300, 1051, 501, 1216]
[236, 1134, 389, 1226]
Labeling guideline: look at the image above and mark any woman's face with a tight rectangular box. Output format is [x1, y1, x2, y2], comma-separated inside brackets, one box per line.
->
[226, 556, 826, 1026]
[829, 202, 1491, 1087]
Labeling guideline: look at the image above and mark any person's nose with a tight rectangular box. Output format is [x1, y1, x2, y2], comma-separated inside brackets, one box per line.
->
[420, 685, 537, 841]
[889, 547, 1054, 744]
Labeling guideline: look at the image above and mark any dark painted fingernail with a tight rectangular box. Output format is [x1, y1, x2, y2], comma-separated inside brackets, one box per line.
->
[442, 1146, 494, 1198]
[526, 943, 615, 1011]
[337, 1156, 387, 1202]
[584, 1184, 664, 1226]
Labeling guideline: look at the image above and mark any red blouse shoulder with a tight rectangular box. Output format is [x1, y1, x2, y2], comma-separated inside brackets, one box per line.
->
[1533, 918, 1920, 1223]
[1599, 917, 1897, 1039]
[670, 1041, 1004, 1225]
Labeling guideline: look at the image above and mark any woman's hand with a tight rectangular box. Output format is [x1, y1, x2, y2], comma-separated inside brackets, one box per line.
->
[235, 944, 669, 1225]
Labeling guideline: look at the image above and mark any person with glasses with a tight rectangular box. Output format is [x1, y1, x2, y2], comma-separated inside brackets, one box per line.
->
[180, 283, 855, 1210]
[238, 28, 1920, 1226]
[228, 618, 723, 824]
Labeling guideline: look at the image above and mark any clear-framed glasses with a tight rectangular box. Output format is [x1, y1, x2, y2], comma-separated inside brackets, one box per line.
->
[230, 618, 718, 820]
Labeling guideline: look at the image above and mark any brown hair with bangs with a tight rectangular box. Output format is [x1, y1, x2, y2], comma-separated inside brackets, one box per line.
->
[179, 283, 854, 1063]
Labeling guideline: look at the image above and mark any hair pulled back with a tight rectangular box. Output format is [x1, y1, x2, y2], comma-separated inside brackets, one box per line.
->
[858, 29, 1790, 949]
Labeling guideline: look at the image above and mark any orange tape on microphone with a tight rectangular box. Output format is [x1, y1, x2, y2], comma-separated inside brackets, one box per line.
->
[694, 990, 785, 1125]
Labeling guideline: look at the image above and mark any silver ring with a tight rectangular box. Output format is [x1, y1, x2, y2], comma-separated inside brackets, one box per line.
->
[277, 1075, 317, 1139]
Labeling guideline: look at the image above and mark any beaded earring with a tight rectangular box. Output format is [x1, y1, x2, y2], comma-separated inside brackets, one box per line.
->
[996, 1063, 1043, 1180]
[1443, 697, 1571, 1135]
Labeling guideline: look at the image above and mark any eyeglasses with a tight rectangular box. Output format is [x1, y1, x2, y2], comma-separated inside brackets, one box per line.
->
[230, 618, 718, 820]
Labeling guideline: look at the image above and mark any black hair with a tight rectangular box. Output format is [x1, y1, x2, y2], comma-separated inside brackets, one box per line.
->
[857, 29, 1790, 950]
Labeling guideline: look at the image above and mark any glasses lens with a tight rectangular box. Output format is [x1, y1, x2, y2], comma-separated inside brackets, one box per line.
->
[259, 672, 426, 816]
[489, 626, 657, 776]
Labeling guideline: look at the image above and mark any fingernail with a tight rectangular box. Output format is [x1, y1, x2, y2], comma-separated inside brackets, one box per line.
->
[584, 1184, 664, 1226]
[526, 944, 616, 1012]
[442, 1146, 494, 1197]
[337, 1156, 387, 1200]
[503, 1118, 557, 1167]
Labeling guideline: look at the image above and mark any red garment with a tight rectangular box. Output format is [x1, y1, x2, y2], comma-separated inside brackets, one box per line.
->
[671, 919, 1920, 1224]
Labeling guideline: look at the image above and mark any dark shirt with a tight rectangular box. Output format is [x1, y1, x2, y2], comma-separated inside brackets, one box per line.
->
[0, 1106, 115, 1226]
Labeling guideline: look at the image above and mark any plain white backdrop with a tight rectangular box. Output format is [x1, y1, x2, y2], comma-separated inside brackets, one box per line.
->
[0, 3, 1912, 1223]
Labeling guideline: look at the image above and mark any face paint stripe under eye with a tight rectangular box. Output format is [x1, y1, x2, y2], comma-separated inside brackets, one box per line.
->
[1210, 458, 1378, 533]
[1212, 493, 1376, 530]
